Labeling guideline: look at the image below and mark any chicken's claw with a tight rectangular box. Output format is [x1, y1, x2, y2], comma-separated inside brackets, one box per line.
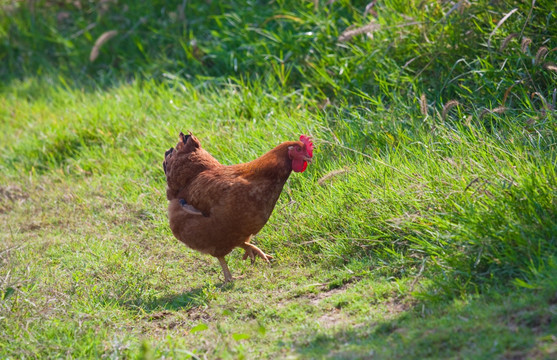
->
[241, 243, 273, 264]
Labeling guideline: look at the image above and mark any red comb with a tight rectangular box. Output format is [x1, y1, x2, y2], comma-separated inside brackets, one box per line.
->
[300, 135, 313, 157]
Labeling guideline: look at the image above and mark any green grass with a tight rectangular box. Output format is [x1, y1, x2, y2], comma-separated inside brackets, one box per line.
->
[1, 0, 556, 358]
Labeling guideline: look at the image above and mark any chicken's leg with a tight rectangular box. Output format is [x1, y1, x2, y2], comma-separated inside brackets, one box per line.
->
[217, 257, 233, 283]
[241, 243, 273, 264]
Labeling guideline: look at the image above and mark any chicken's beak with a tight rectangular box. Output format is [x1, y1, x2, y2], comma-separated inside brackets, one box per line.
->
[304, 156, 313, 163]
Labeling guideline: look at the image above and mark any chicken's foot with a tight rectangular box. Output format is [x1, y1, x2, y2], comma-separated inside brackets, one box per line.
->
[217, 257, 233, 283]
[241, 243, 273, 264]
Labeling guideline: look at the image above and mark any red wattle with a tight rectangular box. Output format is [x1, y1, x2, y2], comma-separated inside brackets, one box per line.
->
[292, 159, 307, 173]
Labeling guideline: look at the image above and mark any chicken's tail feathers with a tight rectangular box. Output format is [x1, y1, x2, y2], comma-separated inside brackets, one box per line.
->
[179, 131, 191, 143]
[177, 131, 193, 150]
[163, 147, 174, 175]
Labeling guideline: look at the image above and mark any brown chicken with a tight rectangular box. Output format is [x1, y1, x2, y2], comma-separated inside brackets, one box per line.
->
[163, 132, 313, 282]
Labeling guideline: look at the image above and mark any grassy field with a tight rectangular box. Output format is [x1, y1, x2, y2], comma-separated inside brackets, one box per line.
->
[1, 0, 556, 358]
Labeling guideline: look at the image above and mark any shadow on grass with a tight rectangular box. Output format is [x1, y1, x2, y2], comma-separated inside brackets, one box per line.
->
[109, 281, 236, 313]
[141, 286, 210, 312]
[292, 283, 557, 359]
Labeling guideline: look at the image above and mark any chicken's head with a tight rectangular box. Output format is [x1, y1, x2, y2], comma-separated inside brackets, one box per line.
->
[289, 135, 314, 173]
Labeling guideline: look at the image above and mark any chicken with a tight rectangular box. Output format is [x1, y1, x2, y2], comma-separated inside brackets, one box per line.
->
[163, 132, 313, 282]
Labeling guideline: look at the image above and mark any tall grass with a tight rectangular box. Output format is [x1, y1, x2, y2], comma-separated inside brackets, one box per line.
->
[2, 1, 556, 103]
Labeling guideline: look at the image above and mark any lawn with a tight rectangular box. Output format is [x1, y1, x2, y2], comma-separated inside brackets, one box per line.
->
[1, 0, 556, 358]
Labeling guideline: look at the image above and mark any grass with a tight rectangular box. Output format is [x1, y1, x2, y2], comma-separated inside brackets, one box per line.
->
[1, 0, 556, 358]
